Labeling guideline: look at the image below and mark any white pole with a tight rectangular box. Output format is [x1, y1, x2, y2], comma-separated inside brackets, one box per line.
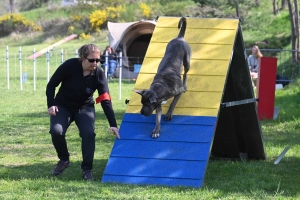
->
[19, 46, 22, 90]
[119, 51, 122, 100]
[6, 46, 9, 89]
[105, 50, 108, 79]
[61, 49, 64, 63]
[47, 48, 50, 82]
[33, 47, 36, 91]
[75, 49, 78, 58]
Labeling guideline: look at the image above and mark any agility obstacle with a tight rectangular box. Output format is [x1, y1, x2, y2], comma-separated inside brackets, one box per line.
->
[27, 34, 77, 59]
[101, 17, 266, 188]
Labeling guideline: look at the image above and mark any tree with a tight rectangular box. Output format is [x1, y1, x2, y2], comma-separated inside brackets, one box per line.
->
[9, 0, 14, 13]
[272, 0, 278, 15]
[287, 0, 300, 63]
[282, 0, 287, 9]
[294, 0, 300, 62]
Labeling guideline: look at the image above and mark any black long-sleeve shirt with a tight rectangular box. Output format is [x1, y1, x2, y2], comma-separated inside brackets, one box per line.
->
[46, 58, 117, 127]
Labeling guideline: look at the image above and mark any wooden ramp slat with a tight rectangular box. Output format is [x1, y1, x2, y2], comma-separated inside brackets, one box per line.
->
[144, 43, 234, 60]
[140, 59, 230, 75]
[110, 140, 211, 160]
[119, 115, 216, 143]
[151, 28, 238, 44]
[134, 74, 226, 91]
[102, 175, 203, 188]
[123, 113, 216, 125]
[103, 157, 207, 179]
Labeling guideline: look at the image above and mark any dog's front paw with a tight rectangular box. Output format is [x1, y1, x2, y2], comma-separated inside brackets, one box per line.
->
[151, 129, 160, 138]
[164, 113, 173, 121]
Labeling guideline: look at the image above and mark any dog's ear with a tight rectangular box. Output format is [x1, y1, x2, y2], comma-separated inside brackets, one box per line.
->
[149, 96, 157, 103]
[133, 89, 146, 96]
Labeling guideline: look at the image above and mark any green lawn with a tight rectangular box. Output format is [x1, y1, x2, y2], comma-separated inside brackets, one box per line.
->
[0, 78, 300, 199]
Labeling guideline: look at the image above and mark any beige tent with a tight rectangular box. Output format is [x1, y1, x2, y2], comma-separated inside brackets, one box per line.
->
[107, 20, 157, 78]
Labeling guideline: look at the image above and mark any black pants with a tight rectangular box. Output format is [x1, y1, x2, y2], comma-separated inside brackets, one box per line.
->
[49, 105, 96, 171]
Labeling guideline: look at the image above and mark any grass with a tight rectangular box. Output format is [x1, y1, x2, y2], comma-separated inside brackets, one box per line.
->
[0, 76, 300, 199]
[1, 0, 300, 198]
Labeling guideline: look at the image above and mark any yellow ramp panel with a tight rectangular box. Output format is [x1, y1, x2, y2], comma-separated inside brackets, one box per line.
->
[156, 17, 238, 29]
[129, 17, 238, 117]
[144, 43, 233, 60]
[152, 28, 237, 45]
[140, 59, 230, 76]
[134, 74, 225, 92]
[129, 91, 221, 108]
[189, 60, 230, 76]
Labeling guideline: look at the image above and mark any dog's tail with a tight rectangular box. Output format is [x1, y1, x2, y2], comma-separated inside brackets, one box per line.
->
[177, 17, 187, 38]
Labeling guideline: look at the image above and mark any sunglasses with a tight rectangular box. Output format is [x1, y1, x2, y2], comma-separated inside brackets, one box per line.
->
[85, 57, 100, 63]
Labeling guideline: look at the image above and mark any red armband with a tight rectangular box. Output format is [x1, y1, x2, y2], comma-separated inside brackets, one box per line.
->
[96, 92, 111, 104]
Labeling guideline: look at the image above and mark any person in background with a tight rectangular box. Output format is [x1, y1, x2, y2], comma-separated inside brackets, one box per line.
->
[46, 43, 120, 181]
[100, 46, 118, 79]
[248, 45, 263, 89]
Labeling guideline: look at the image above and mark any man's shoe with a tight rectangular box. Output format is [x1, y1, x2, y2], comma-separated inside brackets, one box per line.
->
[52, 160, 70, 176]
[82, 170, 95, 181]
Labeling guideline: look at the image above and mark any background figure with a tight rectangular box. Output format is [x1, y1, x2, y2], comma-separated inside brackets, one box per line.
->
[46, 43, 120, 181]
[248, 45, 263, 89]
[101, 46, 118, 79]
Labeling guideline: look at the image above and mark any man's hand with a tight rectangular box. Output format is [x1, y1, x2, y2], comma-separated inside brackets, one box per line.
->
[110, 127, 120, 139]
[48, 106, 59, 116]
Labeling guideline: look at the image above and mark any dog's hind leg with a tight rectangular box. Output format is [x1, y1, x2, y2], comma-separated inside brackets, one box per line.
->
[182, 55, 191, 92]
[164, 93, 182, 121]
[152, 104, 162, 138]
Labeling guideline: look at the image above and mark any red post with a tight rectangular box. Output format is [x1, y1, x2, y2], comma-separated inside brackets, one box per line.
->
[256, 57, 277, 120]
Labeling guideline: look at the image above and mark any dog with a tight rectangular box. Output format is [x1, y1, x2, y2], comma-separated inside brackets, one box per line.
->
[135, 17, 191, 138]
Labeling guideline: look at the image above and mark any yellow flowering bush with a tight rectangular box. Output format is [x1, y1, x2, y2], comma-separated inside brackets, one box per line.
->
[79, 33, 92, 40]
[89, 6, 125, 31]
[72, 15, 82, 22]
[0, 13, 42, 36]
[140, 3, 151, 18]
[89, 10, 107, 30]
[68, 25, 75, 34]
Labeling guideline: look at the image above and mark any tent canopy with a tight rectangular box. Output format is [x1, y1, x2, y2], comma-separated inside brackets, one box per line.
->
[108, 20, 156, 74]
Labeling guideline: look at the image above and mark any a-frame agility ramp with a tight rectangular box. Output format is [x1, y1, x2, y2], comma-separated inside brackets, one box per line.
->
[101, 17, 266, 188]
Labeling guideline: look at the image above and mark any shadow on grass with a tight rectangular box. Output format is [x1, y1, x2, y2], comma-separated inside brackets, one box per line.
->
[204, 157, 299, 196]
[0, 153, 299, 197]
[0, 159, 109, 182]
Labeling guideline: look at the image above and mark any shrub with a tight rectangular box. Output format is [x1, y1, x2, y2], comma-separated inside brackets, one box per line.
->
[79, 33, 92, 40]
[89, 6, 125, 31]
[0, 13, 42, 37]
[89, 10, 108, 31]
[140, 3, 151, 18]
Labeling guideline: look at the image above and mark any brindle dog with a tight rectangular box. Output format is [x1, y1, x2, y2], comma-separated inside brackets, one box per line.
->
[135, 17, 191, 138]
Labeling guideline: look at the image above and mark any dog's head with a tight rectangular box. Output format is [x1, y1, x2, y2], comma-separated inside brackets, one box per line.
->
[134, 89, 160, 116]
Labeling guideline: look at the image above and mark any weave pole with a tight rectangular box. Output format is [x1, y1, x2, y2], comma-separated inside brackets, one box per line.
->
[46, 48, 50, 82]
[118, 51, 122, 100]
[6, 46, 9, 89]
[19, 47, 22, 90]
[33, 48, 36, 90]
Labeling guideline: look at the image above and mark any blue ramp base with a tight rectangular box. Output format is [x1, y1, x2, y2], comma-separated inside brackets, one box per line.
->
[101, 113, 216, 188]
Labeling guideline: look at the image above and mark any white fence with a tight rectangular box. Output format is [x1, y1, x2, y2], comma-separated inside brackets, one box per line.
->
[2, 47, 299, 93]
[1, 46, 132, 100]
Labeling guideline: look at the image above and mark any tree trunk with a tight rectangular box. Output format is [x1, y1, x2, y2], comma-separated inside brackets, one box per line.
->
[287, 0, 297, 63]
[282, 0, 287, 9]
[9, 0, 14, 13]
[294, 0, 300, 62]
[235, 1, 240, 18]
[272, 0, 278, 15]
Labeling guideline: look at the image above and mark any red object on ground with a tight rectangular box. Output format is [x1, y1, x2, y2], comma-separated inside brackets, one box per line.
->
[256, 57, 277, 120]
